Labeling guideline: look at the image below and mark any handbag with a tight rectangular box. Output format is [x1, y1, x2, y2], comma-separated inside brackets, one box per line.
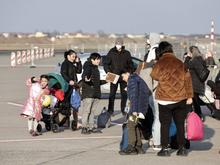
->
[195, 64, 210, 82]
[199, 67, 210, 82]
[186, 111, 204, 141]
[70, 89, 81, 110]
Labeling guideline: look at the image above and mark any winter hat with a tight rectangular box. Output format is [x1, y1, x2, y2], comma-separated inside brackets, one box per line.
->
[115, 37, 124, 45]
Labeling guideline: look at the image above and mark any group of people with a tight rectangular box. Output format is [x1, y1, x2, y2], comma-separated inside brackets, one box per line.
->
[117, 37, 218, 156]
[21, 36, 218, 155]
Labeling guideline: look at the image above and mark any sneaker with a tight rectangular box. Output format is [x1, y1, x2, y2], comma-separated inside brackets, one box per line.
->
[176, 147, 188, 156]
[81, 127, 91, 135]
[32, 131, 41, 137]
[157, 148, 170, 157]
[90, 128, 102, 133]
[119, 145, 138, 155]
[152, 145, 162, 151]
[136, 146, 146, 154]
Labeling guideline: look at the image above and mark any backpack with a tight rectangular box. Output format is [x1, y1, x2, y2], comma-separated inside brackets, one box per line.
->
[70, 89, 81, 110]
[97, 107, 111, 128]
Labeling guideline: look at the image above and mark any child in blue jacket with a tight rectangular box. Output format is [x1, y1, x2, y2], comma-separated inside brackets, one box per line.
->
[119, 72, 150, 155]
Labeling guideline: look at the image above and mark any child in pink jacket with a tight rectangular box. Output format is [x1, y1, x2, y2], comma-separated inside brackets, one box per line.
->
[21, 75, 49, 136]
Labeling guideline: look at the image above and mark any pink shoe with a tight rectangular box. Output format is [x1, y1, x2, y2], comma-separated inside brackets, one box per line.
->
[32, 131, 41, 136]
[29, 129, 34, 134]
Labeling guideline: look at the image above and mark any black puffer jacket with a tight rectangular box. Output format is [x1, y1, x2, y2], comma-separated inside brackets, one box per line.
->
[81, 61, 106, 99]
[104, 46, 133, 75]
[60, 59, 82, 83]
[184, 56, 205, 94]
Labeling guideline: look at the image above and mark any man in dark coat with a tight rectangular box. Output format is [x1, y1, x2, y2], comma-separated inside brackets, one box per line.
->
[104, 38, 133, 115]
[119, 72, 150, 155]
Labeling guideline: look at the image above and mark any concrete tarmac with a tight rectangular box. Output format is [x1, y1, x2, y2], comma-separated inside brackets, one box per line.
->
[0, 55, 220, 165]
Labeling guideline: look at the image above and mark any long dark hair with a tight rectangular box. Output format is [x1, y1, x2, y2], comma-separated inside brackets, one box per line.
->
[64, 49, 76, 59]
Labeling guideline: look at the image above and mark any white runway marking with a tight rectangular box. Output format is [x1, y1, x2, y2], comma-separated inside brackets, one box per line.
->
[110, 122, 122, 126]
[7, 102, 23, 107]
[7, 102, 122, 125]
[0, 136, 121, 143]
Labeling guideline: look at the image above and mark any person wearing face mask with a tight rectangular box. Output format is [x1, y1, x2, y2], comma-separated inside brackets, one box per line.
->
[104, 38, 133, 116]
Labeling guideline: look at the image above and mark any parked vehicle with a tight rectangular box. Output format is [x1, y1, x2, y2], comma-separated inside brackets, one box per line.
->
[56, 53, 143, 97]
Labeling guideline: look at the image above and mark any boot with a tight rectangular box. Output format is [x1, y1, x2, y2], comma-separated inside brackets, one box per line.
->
[176, 147, 188, 156]
[157, 147, 170, 157]
[72, 111, 78, 131]
[119, 145, 138, 155]
[136, 145, 145, 154]
[81, 127, 91, 135]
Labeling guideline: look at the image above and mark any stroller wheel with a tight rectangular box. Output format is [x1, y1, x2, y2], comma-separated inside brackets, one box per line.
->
[71, 120, 77, 131]
[52, 124, 59, 133]
[45, 124, 51, 131]
[37, 124, 42, 133]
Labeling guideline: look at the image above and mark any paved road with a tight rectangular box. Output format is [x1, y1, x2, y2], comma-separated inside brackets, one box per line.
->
[0, 55, 220, 165]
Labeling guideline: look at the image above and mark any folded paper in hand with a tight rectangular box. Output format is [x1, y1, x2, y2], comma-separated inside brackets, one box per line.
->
[106, 72, 120, 84]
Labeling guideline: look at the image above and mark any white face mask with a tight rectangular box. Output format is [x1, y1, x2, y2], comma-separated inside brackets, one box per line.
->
[116, 44, 122, 50]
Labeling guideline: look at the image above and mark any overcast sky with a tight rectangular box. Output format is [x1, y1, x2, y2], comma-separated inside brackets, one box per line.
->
[1, 0, 219, 35]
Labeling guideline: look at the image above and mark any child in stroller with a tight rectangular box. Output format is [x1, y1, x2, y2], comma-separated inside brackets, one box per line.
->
[41, 91, 70, 133]
[40, 73, 72, 132]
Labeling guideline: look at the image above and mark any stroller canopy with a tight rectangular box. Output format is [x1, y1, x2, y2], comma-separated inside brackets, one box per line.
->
[47, 73, 68, 93]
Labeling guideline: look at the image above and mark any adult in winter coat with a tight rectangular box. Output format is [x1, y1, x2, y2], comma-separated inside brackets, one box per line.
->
[104, 38, 133, 115]
[184, 46, 207, 120]
[151, 41, 193, 157]
[119, 72, 150, 155]
[81, 53, 107, 134]
[136, 46, 161, 150]
[60, 49, 82, 129]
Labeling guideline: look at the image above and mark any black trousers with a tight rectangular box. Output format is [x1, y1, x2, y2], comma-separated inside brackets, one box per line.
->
[108, 80, 127, 113]
[159, 100, 188, 149]
[193, 92, 203, 117]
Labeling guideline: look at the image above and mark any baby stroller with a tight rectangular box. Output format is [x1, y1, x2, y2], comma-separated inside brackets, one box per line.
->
[40, 73, 71, 132]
